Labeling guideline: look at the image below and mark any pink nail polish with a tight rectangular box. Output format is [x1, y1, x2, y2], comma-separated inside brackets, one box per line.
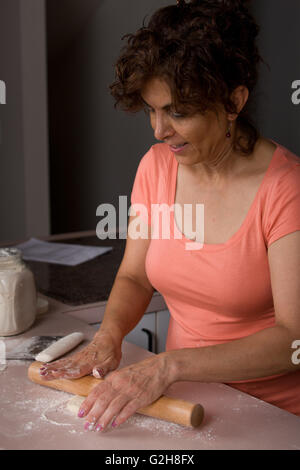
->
[84, 422, 91, 431]
[78, 409, 85, 418]
[111, 420, 117, 428]
[94, 368, 104, 378]
[95, 424, 103, 432]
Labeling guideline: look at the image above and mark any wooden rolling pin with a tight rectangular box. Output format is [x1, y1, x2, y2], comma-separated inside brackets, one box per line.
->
[28, 361, 204, 428]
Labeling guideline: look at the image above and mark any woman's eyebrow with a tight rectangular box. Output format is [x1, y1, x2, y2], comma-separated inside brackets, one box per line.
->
[141, 97, 172, 110]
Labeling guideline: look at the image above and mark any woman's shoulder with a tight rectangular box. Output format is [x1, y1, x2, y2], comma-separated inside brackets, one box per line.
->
[273, 142, 300, 170]
[137, 143, 174, 177]
[141, 143, 173, 165]
[255, 139, 300, 184]
[131, 144, 173, 205]
[264, 141, 300, 199]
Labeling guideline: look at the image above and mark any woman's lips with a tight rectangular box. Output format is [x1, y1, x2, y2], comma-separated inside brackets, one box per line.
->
[169, 143, 188, 153]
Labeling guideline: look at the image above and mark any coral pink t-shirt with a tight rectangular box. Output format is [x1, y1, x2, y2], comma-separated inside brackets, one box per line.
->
[130, 142, 300, 415]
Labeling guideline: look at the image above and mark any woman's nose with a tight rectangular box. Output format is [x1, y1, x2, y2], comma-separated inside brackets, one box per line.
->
[152, 114, 173, 141]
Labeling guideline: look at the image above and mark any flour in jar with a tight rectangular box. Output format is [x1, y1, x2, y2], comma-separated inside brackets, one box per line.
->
[0, 248, 37, 336]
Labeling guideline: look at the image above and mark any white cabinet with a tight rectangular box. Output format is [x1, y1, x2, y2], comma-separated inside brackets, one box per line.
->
[126, 309, 170, 353]
[155, 309, 170, 354]
[91, 309, 170, 354]
[126, 310, 170, 353]
[124, 312, 156, 352]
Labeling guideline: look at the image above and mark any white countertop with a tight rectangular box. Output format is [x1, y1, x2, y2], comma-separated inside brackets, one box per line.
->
[1, 307, 300, 450]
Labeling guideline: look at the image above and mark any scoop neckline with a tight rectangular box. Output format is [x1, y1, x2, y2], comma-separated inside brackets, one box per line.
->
[168, 143, 280, 252]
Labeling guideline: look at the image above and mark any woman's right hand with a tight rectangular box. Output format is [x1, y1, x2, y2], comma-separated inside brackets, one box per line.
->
[39, 330, 122, 381]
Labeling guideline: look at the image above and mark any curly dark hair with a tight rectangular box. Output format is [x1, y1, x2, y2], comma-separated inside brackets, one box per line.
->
[110, 0, 263, 155]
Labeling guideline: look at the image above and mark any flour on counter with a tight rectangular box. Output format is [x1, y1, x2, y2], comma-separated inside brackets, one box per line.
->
[2, 363, 217, 444]
[0, 369, 74, 438]
[126, 414, 216, 442]
[24, 422, 34, 431]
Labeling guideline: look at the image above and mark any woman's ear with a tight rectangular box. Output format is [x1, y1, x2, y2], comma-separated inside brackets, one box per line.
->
[228, 86, 249, 119]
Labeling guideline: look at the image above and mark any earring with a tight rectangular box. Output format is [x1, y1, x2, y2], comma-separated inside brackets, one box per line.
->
[226, 122, 232, 138]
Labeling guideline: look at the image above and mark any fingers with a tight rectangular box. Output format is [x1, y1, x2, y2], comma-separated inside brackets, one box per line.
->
[39, 356, 114, 381]
[110, 398, 142, 428]
[78, 382, 142, 432]
[92, 364, 109, 379]
[39, 358, 69, 379]
[39, 359, 90, 380]
[37, 333, 122, 385]
[38, 342, 121, 381]
[77, 357, 168, 433]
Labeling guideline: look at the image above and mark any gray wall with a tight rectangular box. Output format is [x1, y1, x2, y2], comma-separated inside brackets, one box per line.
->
[47, 0, 172, 234]
[47, 0, 300, 235]
[252, 0, 300, 155]
[1, 1, 299, 240]
[0, 0, 50, 243]
[0, 0, 26, 241]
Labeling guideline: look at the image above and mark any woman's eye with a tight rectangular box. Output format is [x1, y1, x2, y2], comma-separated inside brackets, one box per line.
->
[143, 105, 185, 119]
[171, 112, 184, 119]
[144, 106, 154, 115]
[169, 109, 186, 119]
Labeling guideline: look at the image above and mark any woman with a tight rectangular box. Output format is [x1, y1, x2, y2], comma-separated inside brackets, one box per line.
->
[40, 0, 300, 430]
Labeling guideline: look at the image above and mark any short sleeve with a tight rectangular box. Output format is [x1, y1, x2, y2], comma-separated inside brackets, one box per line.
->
[130, 144, 169, 229]
[264, 164, 300, 247]
[130, 148, 154, 226]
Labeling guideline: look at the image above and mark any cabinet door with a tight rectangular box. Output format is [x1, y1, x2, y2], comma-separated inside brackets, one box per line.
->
[125, 313, 156, 352]
[156, 309, 170, 354]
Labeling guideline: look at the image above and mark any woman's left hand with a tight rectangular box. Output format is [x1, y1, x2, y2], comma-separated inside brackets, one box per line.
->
[78, 353, 174, 432]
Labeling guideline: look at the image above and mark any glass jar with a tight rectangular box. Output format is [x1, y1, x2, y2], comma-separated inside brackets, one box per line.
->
[0, 248, 37, 336]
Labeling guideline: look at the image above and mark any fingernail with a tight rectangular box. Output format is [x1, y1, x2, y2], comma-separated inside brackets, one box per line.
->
[95, 424, 103, 432]
[39, 369, 47, 375]
[94, 368, 105, 378]
[78, 409, 85, 418]
[111, 420, 117, 428]
[84, 421, 94, 432]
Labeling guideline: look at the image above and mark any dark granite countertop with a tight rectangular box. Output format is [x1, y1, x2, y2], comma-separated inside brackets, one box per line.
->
[26, 235, 126, 306]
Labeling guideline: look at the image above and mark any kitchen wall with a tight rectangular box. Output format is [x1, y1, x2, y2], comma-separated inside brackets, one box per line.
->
[0, 0, 25, 242]
[0, 1, 299, 241]
[0, 0, 50, 243]
[251, 0, 300, 156]
[47, 0, 172, 235]
[47, 0, 300, 235]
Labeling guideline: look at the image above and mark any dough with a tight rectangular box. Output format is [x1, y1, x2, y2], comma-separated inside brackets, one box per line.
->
[66, 395, 85, 415]
[35, 332, 84, 363]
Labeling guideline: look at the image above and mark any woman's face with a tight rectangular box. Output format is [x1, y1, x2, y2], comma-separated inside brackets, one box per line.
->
[141, 77, 235, 172]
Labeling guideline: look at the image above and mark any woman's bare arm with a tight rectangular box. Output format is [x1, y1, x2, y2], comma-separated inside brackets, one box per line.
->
[97, 215, 154, 344]
[40, 215, 154, 379]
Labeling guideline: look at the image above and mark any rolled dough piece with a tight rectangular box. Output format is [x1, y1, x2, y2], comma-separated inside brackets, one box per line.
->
[35, 332, 84, 363]
[67, 395, 85, 415]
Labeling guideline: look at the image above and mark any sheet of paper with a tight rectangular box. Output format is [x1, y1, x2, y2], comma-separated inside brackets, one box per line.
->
[16, 238, 112, 266]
